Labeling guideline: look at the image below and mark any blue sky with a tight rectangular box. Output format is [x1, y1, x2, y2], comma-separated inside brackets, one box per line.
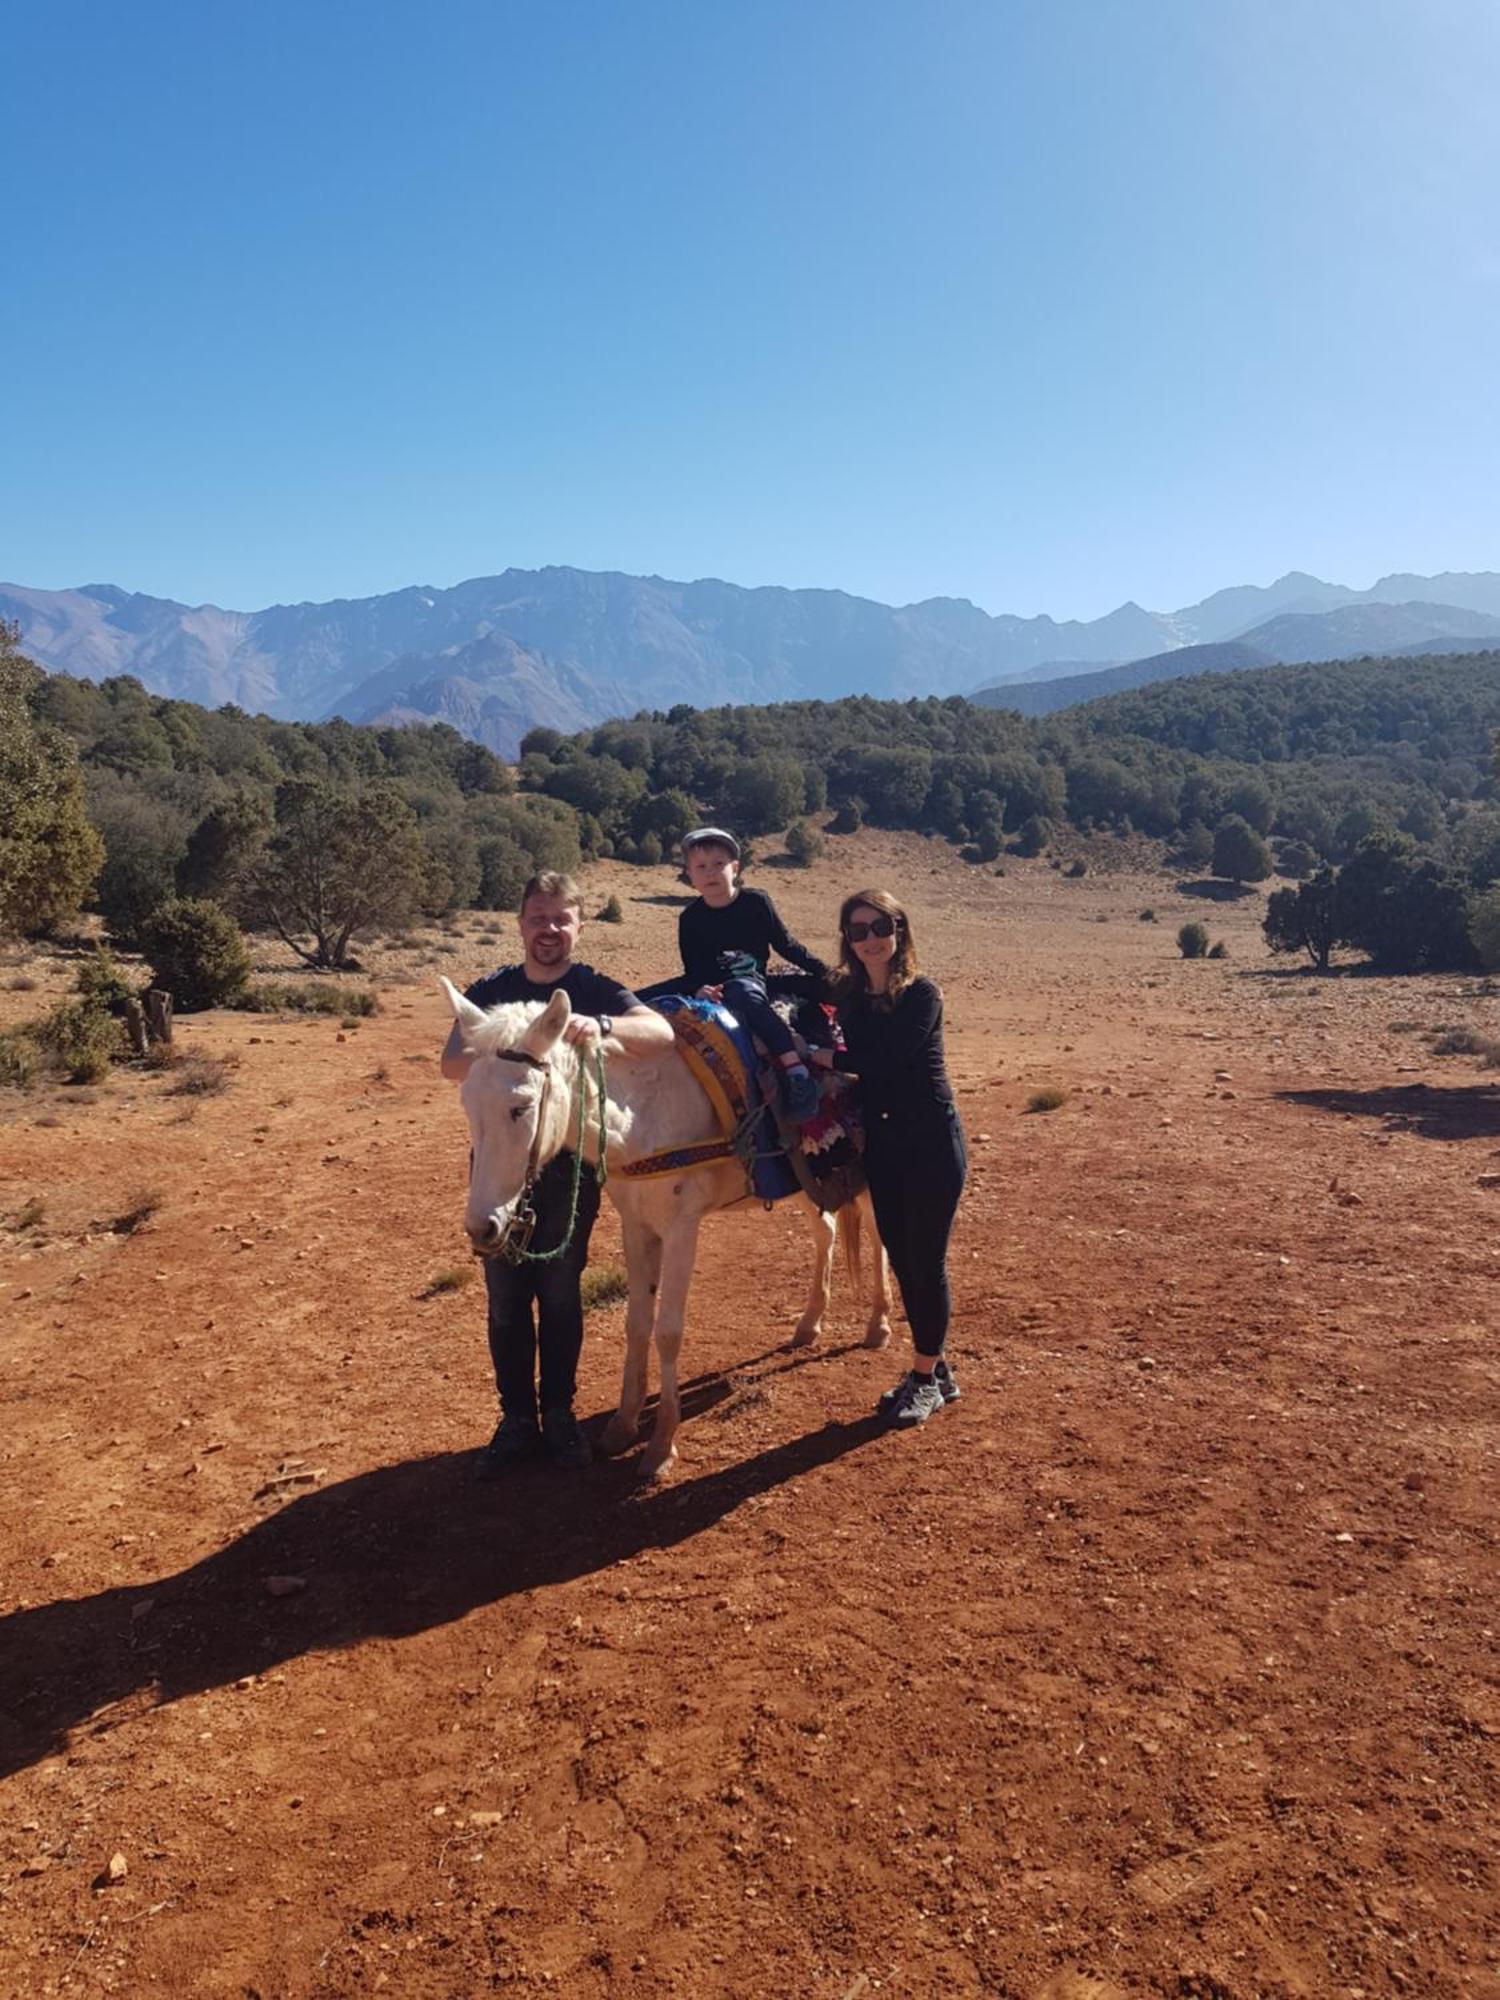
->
[3, 0, 1497, 619]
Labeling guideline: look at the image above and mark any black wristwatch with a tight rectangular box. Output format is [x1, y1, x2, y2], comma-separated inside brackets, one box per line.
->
[597, 1013, 613, 1040]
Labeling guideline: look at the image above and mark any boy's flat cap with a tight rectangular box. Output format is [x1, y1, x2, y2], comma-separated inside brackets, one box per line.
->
[681, 826, 741, 859]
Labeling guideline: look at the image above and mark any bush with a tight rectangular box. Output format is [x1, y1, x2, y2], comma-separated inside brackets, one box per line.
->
[1063, 859, 1087, 879]
[828, 799, 864, 835]
[598, 893, 624, 923]
[1025, 1086, 1068, 1113]
[1207, 940, 1229, 959]
[36, 999, 123, 1082]
[141, 898, 251, 1011]
[1014, 815, 1052, 858]
[0, 1029, 40, 1088]
[1212, 815, 1273, 885]
[0, 626, 104, 938]
[166, 1053, 235, 1095]
[635, 831, 664, 867]
[1178, 921, 1210, 959]
[784, 819, 825, 866]
[76, 947, 133, 1012]
[239, 981, 378, 1016]
[581, 1262, 630, 1311]
[1138, 908, 1156, 922]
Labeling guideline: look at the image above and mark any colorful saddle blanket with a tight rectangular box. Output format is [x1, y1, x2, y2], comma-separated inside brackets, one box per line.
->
[636, 997, 800, 1203]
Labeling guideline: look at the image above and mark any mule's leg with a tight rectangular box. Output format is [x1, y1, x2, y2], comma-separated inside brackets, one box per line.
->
[639, 1215, 704, 1481]
[792, 1199, 836, 1347]
[599, 1219, 661, 1458]
[860, 1187, 894, 1349]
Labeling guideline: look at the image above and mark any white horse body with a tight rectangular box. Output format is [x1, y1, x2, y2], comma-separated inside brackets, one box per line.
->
[445, 980, 890, 1478]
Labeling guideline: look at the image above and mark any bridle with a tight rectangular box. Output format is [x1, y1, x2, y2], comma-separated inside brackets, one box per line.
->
[478, 1042, 607, 1264]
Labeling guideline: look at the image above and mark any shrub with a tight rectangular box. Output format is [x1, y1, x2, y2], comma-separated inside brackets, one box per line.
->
[1207, 940, 1229, 959]
[581, 1262, 630, 1311]
[0, 1030, 39, 1087]
[36, 999, 122, 1082]
[1063, 859, 1087, 879]
[420, 1267, 474, 1298]
[1178, 921, 1210, 959]
[635, 831, 664, 866]
[598, 894, 624, 923]
[784, 819, 824, 866]
[828, 799, 864, 835]
[1138, 908, 1156, 923]
[1014, 814, 1052, 858]
[76, 947, 133, 1012]
[1025, 1086, 1068, 1113]
[1212, 815, 1273, 885]
[140, 898, 251, 1011]
[6, 973, 39, 992]
[166, 1053, 235, 1096]
[111, 1186, 164, 1235]
[0, 626, 105, 938]
[239, 981, 379, 1016]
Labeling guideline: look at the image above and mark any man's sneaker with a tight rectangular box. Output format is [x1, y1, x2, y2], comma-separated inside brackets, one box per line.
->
[878, 1357, 960, 1413]
[782, 1064, 821, 1124]
[473, 1412, 540, 1480]
[880, 1370, 950, 1427]
[542, 1407, 592, 1470]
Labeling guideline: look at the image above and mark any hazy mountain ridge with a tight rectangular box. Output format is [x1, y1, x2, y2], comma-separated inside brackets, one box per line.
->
[4, 564, 1499, 755]
[974, 600, 1500, 717]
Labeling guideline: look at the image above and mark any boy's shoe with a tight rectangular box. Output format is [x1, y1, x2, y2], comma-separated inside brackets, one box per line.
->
[542, 1407, 592, 1470]
[473, 1412, 540, 1480]
[782, 1065, 821, 1124]
[878, 1357, 960, 1412]
[880, 1371, 950, 1427]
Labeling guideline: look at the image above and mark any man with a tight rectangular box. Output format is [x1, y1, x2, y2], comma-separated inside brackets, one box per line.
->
[441, 871, 672, 1476]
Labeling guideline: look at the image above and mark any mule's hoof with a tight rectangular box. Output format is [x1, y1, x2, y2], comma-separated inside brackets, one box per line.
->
[638, 1444, 678, 1484]
[790, 1322, 820, 1349]
[863, 1322, 893, 1350]
[598, 1417, 639, 1459]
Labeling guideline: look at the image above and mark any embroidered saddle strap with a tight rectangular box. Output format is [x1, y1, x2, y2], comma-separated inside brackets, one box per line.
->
[619, 1137, 739, 1180]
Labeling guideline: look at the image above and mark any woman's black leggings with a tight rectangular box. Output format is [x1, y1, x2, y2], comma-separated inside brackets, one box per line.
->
[864, 1113, 967, 1358]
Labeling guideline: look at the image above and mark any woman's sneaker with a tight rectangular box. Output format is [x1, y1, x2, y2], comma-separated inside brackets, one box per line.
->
[880, 1370, 950, 1427]
[878, 1358, 959, 1415]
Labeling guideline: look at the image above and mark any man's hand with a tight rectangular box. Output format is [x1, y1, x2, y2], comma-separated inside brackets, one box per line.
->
[561, 1015, 602, 1052]
[695, 983, 724, 1002]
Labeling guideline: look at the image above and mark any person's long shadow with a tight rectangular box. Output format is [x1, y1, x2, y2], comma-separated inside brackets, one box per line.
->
[0, 1344, 884, 1782]
[1278, 1081, 1500, 1142]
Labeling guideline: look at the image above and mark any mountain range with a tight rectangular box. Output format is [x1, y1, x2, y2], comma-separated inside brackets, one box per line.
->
[4, 565, 1499, 754]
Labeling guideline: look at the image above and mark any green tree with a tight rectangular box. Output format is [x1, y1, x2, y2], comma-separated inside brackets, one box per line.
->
[140, 898, 252, 1009]
[0, 627, 105, 937]
[1264, 870, 1340, 971]
[1212, 815, 1272, 884]
[249, 780, 427, 968]
[178, 789, 273, 911]
[784, 819, 824, 866]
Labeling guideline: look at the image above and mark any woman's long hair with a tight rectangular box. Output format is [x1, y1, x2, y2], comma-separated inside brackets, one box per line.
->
[833, 887, 919, 1011]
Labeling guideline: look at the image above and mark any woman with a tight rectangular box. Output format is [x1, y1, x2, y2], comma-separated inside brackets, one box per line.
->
[812, 888, 967, 1426]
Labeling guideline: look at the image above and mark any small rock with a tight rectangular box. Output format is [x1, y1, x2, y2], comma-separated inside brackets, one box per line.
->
[469, 1810, 506, 1827]
[1137, 1355, 1158, 1370]
[107, 1851, 128, 1884]
[264, 1574, 307, 1598]
[1213, 1070, 1232, 1082]
[1333, 1531, 1356, 1544]
[1475, 1172, 1500, 1189]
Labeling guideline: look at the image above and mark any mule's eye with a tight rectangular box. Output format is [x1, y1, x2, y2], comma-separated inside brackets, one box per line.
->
[510, 1105, 528, 1122]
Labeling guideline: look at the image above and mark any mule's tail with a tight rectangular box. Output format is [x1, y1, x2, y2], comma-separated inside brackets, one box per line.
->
[837, 1200, 862, 1293]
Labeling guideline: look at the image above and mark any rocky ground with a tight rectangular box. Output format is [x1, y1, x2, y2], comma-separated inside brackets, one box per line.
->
[2, 833, 1497, 1998]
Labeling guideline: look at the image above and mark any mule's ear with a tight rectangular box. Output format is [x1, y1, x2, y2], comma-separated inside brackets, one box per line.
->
[522, 987, 571, 1057]
[441, 976, 488, 1040]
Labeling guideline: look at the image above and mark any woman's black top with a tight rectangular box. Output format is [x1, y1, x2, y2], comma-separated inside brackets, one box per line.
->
[832, 976, 956, 1136]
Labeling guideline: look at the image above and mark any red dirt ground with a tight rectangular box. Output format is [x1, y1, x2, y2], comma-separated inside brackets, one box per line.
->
[2, 834, 1497, 1999]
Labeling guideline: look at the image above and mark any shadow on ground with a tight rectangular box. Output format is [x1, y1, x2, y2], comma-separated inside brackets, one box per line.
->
[0, 1343, 883, 1780]
[1278, 1080, 1500, 1141]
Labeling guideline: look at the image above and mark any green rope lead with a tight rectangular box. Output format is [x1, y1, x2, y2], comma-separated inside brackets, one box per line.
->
[507, 1040, 609, 1264]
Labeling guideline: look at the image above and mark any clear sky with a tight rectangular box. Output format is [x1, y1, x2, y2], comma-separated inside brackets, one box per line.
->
[3, 0, 1497, 620]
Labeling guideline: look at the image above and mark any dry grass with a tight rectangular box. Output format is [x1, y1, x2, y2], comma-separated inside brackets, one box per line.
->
[1025, 1085, 1069, 1114]
[420, 1266, 475, 1299]
[111, 1186, 164, 1236]
[580, 1263, 629, 1312]
[167, 1053, 236, 1096]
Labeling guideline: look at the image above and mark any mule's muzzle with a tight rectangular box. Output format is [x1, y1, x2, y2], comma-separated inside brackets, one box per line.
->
[466, 1213, 505, 1257]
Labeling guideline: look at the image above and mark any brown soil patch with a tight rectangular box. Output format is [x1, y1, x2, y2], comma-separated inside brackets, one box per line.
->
[2, 837, 1497, 1998]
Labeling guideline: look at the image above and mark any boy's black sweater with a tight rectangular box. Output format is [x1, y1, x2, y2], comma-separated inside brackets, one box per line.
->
[677, 887, 829, 991]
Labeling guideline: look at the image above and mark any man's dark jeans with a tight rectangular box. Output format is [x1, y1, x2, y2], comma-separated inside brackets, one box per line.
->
[483, 1152, 602, 1420]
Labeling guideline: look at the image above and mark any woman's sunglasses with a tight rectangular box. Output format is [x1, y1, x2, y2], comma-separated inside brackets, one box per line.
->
[846, 915, 897, 943]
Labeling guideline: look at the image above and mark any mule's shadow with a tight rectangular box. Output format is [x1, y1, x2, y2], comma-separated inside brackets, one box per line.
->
[0, 1342, 882, 1781]
[1278, 1080, 1500, 1142]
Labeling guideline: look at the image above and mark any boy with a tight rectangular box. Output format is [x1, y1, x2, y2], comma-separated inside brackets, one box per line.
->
[642, 827, 828, 1122]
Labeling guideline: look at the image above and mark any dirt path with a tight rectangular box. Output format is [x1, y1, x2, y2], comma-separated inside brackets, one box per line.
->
[2, 838, 1497, 1998]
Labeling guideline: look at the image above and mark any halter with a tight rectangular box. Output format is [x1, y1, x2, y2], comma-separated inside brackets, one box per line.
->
[485, 1041, 609, 1264]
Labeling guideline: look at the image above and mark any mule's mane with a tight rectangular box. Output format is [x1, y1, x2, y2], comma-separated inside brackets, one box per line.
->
[466, 998, 553, 1059]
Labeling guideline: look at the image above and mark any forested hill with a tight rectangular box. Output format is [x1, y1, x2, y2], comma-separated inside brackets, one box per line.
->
[9, 633, 1500, 962]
